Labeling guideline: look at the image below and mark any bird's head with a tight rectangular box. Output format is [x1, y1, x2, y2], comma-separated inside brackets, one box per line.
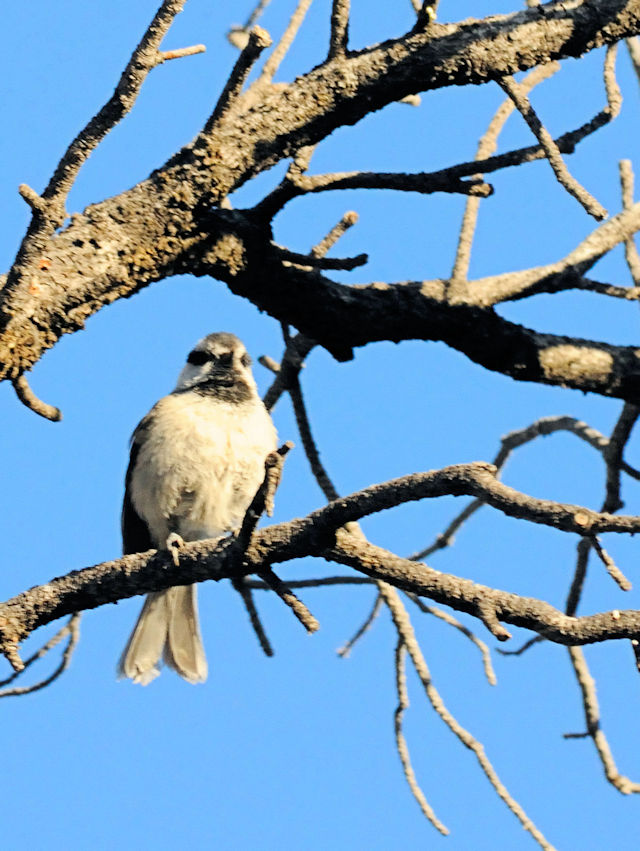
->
[174, 332, 258, 401]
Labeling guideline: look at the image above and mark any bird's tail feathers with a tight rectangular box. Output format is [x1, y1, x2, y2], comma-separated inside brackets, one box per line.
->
[164, 585, 208, 684]
[117, 586, 207, 685]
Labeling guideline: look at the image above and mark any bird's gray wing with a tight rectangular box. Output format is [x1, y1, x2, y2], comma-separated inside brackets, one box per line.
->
[121, 412, 154, 555]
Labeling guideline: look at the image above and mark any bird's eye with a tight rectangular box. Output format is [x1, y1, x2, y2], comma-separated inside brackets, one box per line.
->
[241, 352, 252, 368]
[187, 350, 209, 366]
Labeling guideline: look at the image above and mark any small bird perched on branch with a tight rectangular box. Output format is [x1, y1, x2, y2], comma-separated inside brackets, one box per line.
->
[118, 332, 277, 685]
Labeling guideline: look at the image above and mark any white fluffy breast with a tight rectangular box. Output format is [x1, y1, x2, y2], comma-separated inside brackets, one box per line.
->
[130, 392, 277, 545]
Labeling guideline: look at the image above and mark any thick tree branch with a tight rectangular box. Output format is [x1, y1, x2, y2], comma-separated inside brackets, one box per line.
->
[2, 0, 639, 384]
[5, 462, 640, 659]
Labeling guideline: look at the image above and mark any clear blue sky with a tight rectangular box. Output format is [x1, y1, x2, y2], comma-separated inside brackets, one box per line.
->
[2, 2, 640, 849]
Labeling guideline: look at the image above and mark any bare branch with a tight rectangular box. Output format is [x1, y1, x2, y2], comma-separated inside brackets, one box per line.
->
[157, 44, 206, 63]
[10, 460, 640, 654]
[381, 584, 554, 849]
[0, 615, 79, 688]
[329, 529, 640, 648]
[591, 536, 632, 591]
[237, 442, 293, 549]
[498, 69, 609, 220]
[0, 615, 80, 699]
[49, 0, 188, 200]
[206, 27, 273, 130]
[12, 375, 62, 422]
[255, 168, 491, 219]
[294, 169, 492, 197]
[247, 576, 375, 590]
[232, 577, 274, 657]
[337, 593, 383, 657]
[311, 211, 359, 259]
[561, 403, 640, 792]
[255, 567, 320, 634]
[496, 636, 544, 657]
[394, 640, 449, 834]
[411, 412, 640, 561]
[566, 537, 592, 618]
[467, 202, 640, 306]
[450, 62, 560, 288]
[258, 0, 314, 84]
[565, 402, 638, 617]
[3, 3, 638, 384]
[261, 213, 358, 411]
[604, 402, 640, 512]
[17, 183, 47, 214]
[274, 244, 368, 271]
[288, 372, 340, 502]
[627, 36, 640, 87]
[619, 159, 640, 284]
[477, 600, 512, 642]
[407, 594, 496, 685]
[263, 333, 315, 412]
[567, 646, 640, 794]
[328, 0, 350, 59]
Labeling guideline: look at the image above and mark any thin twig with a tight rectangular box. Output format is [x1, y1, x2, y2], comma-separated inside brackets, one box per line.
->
[381, 584, 555, 849]
[591, 536, 632, 592]
[256, 567, 320, 633]
[248, 576, 374, 590]
[12, 375, 62, 422]
[337, 593, 383, 657]
[477, 600, 512, 642]
[626, 37, 640, 88]
[255, 169, 491, 219]
[17, 184, 47, 214]
[0, 616, 78, 687]
[46, 0, 188, 210]
[288, 372, 340, 502]
[407, 594, 496, 685]
[498, 72, 608, 220]
[562, 402, 640, 793]
[471, 204, 640, 306]
[450, 62, 559, 289]
[566, 646, 640, 794]
[258, 0, 314, 84]
[234, 442, 293, 652]
[564, 403, 638, 617]
[603, 402, 640, 513]
[237, 442, 293, 549]
[0, 615, 80, 699]
[262, 212, 357, 410]
[496, 635, 544, 657]
[262, 333, 315, 412]
[328, 0, 350, 59]
[206, 27, 272, 130]
[157, 44, 206, 63]
[410, 415, 636, 562]
[232, 577, 274, 656]
[394, 640, 449, 834]
[275, 244, 367, 271]
[311, 211, 359, 258]
[619, 160, 640, 284]
[253, 49, 618, 222]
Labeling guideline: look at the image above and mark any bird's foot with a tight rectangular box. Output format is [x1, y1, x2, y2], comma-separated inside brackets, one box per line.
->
[166, 532, 185, 567]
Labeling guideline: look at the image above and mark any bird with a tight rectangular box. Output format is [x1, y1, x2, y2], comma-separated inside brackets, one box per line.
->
[118, 332, 277, 685]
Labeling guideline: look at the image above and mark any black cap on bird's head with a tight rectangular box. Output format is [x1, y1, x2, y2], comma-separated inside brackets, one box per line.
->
[174, 332, 255, 401]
